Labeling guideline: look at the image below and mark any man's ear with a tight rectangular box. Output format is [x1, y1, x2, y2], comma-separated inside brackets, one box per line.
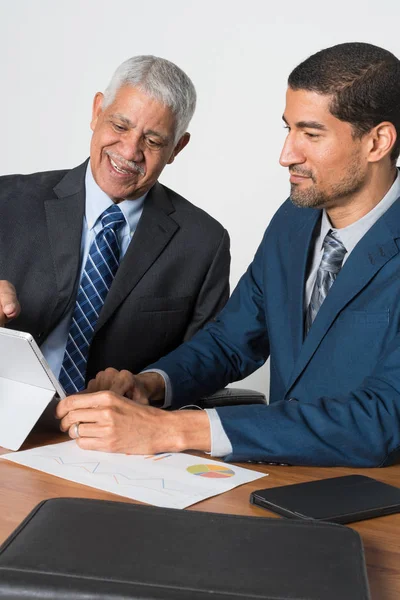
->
[167, 132, 191, 164]
[367, 121, 397, 163]
[90, 92, 104, 132]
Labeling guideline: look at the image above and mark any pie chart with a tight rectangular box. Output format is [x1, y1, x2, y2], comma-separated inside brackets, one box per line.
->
[187, 464, 235, 478]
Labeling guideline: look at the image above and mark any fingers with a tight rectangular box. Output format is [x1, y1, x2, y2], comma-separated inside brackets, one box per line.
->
[109, 370, 137, 397]
[86, 368, 118, 392]
[68, 422, 118, 452]
[86, 368, 136, 397]
[55, 391, 118, 420]
[0, 280, 21, 325]
[68, 421, 104, 439]
[59, 408, 106, 432]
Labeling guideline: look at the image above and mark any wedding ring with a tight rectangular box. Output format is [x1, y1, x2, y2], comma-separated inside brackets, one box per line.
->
[74, 422, 80, 438]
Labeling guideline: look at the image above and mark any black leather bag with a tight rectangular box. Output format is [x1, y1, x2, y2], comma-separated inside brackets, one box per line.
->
[0, 497, 370, 599]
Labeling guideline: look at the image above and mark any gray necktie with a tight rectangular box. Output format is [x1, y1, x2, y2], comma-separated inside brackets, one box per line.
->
[305, 230, 347, 334]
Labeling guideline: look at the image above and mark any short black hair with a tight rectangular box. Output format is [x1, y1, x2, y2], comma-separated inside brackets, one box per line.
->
[288, 42, 400, 163]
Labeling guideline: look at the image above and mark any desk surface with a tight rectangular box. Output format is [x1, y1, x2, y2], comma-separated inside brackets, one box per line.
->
[1, 431, 399, 600]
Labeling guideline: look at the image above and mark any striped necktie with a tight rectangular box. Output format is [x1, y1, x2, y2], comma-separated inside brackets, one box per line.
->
[305, 230, 347, 334]
[59, 204, 126, 393]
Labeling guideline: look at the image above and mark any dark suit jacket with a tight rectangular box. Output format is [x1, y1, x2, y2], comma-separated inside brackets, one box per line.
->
[0, 161, 230, 381]
[150, 196, 400, 467]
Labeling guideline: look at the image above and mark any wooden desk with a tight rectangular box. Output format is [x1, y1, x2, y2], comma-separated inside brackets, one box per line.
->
[1, 431, 399, 600]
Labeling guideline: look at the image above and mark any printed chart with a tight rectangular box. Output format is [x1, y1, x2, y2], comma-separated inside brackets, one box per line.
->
[1, 441, 266, 509]
[187, 464, 235, 478]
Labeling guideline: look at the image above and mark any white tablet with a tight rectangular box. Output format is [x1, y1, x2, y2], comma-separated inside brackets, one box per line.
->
[0, 328, 65, 450]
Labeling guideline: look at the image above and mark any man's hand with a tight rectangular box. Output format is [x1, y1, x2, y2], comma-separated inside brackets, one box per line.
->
[55, 391, 211, 454]
[0, 280, 20, 325]
[86, 368, 166, 405]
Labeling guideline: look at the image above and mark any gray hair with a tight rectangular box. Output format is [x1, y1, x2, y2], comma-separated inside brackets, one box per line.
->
[103, 55, 197, 143]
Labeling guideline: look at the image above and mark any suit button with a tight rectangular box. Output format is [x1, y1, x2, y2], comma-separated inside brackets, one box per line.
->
[288, 397, 298, 402]
[37, 332, 44, 341]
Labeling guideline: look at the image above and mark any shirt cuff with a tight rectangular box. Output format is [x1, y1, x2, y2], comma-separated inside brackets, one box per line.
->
[140, 369, 172, 408]
[204, 409, 233, 457]
[139, 373, 232, 456]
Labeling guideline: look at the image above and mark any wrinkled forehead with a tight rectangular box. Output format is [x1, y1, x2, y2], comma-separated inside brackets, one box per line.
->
[103, 84, 178, 139]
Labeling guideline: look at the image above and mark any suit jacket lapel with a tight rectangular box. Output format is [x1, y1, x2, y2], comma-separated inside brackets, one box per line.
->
[95, 182, 179, 331]
[286, 202, 400, 394]
[287, 208, 321, 360]
[44, 162, 86, 323]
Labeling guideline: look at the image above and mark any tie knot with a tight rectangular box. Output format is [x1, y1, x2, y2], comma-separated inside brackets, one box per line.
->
[321, 230, 347, 274]
[100, 204, 126, 231]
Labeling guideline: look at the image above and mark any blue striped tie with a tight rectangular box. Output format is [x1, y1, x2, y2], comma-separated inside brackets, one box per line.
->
[305, 230, 347, 334]
[59, 204, 126, 393]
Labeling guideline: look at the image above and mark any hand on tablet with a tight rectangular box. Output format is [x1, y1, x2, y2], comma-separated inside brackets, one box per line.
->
[0, 280, 21, 325]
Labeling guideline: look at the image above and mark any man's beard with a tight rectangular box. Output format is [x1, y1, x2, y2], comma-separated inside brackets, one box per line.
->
[290, 157, 366, 209]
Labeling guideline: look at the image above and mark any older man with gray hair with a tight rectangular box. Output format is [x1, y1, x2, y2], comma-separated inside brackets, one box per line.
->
[0, 55, 230, 393]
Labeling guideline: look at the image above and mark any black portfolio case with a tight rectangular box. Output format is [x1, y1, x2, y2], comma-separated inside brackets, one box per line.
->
[0, 498, 370, 599]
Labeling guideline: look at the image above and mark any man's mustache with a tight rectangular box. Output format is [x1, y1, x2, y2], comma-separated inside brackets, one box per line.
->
[106, 151, 145, 176]
[289, 167, 314, 179]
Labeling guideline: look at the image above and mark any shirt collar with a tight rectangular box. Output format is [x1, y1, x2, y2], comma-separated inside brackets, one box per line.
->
[85, 162, 148, 231]
[320, 170, 400, 253]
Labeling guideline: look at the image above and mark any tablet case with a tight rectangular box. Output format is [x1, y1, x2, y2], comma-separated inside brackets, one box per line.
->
[250, 474, 400, 524]
[0, 328, 65, 450]
[0, 497, 370, 599]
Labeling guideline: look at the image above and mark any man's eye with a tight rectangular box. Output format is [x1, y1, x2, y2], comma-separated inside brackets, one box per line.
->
[113, 123, 127, 132]
[283, 125, 290, 132]
[305, 132, 320, 139]
[146, 138, 162, 147]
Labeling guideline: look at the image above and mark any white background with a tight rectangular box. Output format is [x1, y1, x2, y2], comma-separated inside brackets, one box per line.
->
[0, 0, 399, 395]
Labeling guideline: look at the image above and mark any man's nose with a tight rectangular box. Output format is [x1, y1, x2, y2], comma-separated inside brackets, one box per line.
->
[120, 132, 144, 163]
[279, 134, 305, 168]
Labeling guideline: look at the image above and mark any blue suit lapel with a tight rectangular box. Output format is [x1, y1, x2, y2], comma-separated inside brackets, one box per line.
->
[287, 208, 321, 360]
[286, 200, 400, 395]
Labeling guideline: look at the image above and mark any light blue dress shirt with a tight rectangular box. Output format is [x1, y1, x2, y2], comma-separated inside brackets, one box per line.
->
[40, 163, 146, 379]
[175, 173, 400, 457]
[304, 172, 400, 307]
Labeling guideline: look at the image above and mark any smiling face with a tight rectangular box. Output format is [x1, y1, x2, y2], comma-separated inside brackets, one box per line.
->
[89, 85, 189, 202]
[279, 88, 369, 210]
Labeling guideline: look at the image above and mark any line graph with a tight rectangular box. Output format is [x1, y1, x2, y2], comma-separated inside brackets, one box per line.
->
[144, 453, 172, 462]
[1, 441, 266, 509]
[30, 452, 209, 505]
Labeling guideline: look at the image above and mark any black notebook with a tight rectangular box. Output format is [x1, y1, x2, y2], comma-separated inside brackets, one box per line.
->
[0, 497, 370, 599]
[250, 474, 400, 524]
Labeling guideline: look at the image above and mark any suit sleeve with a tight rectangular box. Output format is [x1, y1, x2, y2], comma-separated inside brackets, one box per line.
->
[146, 232, 270, 405]
[149, 220, 400, 467]
[217, 335, 400, 467]
[183, 228, 231, 341]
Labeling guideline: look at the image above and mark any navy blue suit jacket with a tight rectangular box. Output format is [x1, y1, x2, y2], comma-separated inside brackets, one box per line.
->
[150, 197, 400, 467]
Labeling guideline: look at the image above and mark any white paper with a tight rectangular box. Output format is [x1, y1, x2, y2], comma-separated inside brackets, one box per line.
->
[1, 441, 267, 509]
